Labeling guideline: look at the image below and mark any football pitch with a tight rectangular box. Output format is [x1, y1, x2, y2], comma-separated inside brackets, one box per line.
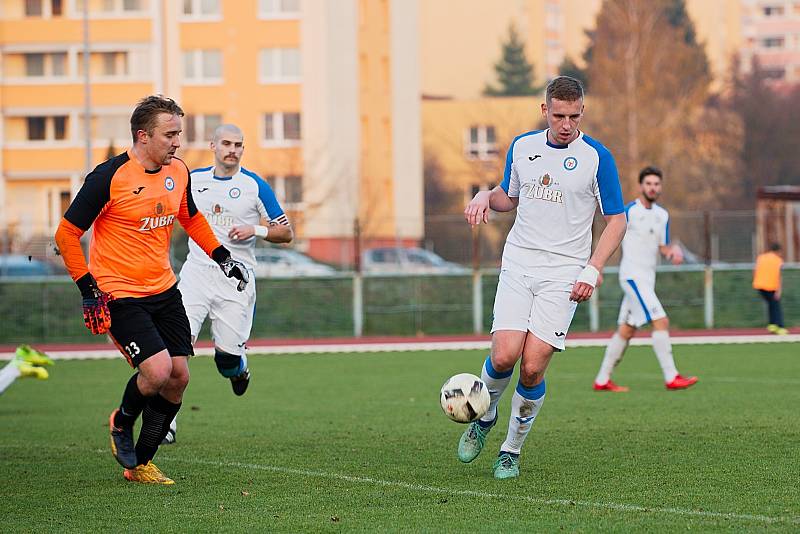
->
[1, 343, 798, 532]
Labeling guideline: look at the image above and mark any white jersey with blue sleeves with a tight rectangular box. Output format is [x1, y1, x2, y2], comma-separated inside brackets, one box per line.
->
[618, 199, 669, 284]
[500, 129, 624, 278]
[185, 165, 287, 270]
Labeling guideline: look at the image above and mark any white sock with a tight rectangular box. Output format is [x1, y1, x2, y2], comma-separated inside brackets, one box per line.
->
[500, 380, 546, 455]
[595, 333, 629, 384]
[479, 355, 513, 425]
[0, 363, 22, 394]
[169, 416, 177, 433]
[652, 330, 678, 382]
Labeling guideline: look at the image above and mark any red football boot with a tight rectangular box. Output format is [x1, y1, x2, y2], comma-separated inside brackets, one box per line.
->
[593, 380, 629, 392]
[666, 374, 698, 390]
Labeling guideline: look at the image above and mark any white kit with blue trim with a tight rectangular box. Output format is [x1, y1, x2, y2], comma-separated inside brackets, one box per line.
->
[185, 166, 288, 270]
[618, 199, 670, 285]
[500, 129, 624, 280]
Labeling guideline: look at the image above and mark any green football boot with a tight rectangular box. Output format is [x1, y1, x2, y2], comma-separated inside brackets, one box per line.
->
[492, 452, 520, 479]
[457, 414, 496, 463]
[15, 345, 54, 366]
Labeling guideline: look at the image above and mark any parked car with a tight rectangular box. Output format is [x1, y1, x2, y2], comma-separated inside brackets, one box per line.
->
[0, 254, 56, 277]
[252, 248, 337, 278]
[361, 247, 469, 274]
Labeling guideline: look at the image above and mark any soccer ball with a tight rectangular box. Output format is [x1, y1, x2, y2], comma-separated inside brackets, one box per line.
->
[440, 373, 490, 423]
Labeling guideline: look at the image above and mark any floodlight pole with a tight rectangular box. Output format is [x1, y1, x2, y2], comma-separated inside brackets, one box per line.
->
[472, 225, 482, 334]
[82, 0, 92, 175]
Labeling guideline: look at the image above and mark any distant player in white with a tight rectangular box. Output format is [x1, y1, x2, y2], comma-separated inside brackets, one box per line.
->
[165, 124, 292, 443]
[594, 166, 698, 392]
[460, 76, 627, 479]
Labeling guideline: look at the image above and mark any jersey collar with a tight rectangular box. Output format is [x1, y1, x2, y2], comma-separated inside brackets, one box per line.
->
[211, 166, 238, 181]
[545, 129, 582, 149]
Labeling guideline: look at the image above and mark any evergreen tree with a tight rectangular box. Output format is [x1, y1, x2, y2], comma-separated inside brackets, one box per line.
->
[558, 56, 589, 91]
[484, 24, 541, 96]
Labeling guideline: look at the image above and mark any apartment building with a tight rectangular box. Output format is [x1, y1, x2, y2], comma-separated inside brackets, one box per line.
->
[0, 0, 422, 265]
[740, 0, 800, 83]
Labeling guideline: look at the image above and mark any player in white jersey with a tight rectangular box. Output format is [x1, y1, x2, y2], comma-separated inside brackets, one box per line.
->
[165, 124, 292, 443]
[593, 166, 698, 392]
[460, 76, 627, 479]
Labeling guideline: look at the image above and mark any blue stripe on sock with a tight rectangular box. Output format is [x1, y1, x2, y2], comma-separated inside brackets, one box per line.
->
[516, 379, 545, 400]
[484, 356, 513, 379]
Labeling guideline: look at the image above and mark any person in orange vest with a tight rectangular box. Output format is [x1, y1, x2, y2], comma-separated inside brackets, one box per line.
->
[753, 243, 787, 335]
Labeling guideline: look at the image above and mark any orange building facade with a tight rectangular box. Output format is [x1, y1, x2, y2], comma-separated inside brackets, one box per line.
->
[0, 0, 422, 265]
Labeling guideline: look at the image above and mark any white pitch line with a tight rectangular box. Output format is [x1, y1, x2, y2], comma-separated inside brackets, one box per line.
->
[0, 334, 797, 360]
[160, 456, 799, 526]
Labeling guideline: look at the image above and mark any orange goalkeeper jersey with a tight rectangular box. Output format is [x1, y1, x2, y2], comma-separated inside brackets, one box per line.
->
[55, 149, 221, 298]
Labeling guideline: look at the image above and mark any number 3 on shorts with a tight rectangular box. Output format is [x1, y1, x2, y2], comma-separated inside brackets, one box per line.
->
[124, 342, 140, 357]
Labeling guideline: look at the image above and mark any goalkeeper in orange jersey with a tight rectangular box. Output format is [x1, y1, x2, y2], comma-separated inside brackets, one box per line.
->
[55, 95, 248, 485]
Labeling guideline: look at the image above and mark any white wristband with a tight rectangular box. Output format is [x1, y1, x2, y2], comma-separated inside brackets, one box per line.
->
[253, 225, 269, 238]
[576, 264, 600, 287]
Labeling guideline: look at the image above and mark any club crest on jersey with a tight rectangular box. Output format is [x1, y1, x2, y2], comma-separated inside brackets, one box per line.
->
[563, 157, 578, 171]
[164, 177, 175, 191]
[229, 187, 241, 199]
[520, 174, 564, 204]
[139, 202, 174, 231]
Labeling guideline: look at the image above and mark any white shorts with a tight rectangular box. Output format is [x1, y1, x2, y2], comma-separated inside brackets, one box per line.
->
[617, 278, 666, 327]
[491, 269, 578, 351]
[178, 260, 256, 356]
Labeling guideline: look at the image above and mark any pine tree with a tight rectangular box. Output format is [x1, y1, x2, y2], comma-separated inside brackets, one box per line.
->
[558, 56, 589, 91]
[484, 24, 541, 96]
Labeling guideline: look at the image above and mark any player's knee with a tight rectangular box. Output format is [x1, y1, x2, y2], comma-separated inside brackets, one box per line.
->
[618, 324, 636, 340]
[490, 352, 518, 373]
[139, 368, 171, 393]
[519, 361, 544, 386]
[170, 366, 190, 391]
[214, 348, 243, 378]
[653, 317, 669, 330]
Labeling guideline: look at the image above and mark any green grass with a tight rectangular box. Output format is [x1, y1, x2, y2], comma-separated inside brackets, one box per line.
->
[1, 343, 799, 532]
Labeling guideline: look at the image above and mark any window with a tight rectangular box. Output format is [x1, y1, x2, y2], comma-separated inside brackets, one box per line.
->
[53, 116, 67, 140]
[763, 5, 785, 16]
[465, 125, 499, 160]
[100, 52, 128, 76]
[763, 66, 786, 79]
[283, 112, 301, 140]
[284, 175, 303, 204]
[762, 36, 785, 48]
[25, 0, 43, 16]
[51, 53, 67, 76]
[263, 112, 302, 144]
[259, 0, 301, 18]
[260, 48, 301, 83]
[182, 0, 220, 18]
[22, 52, 68, 78]
[183, 50, 222, 83]
[25, 54, 45, 77]
[24, 116, 69, 142]
[27, 117, 46, 140]
[265, 175, 303, 205]
[92, 0, 144, 13]
[185, 114, 222, 143]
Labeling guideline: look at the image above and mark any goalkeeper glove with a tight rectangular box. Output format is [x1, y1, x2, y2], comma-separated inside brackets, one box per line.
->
[76, 273, 113, 335]
[212, 246, 249, 291]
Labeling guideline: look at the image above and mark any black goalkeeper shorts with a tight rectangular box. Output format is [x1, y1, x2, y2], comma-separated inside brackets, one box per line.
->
[107, 284, 194, 368]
